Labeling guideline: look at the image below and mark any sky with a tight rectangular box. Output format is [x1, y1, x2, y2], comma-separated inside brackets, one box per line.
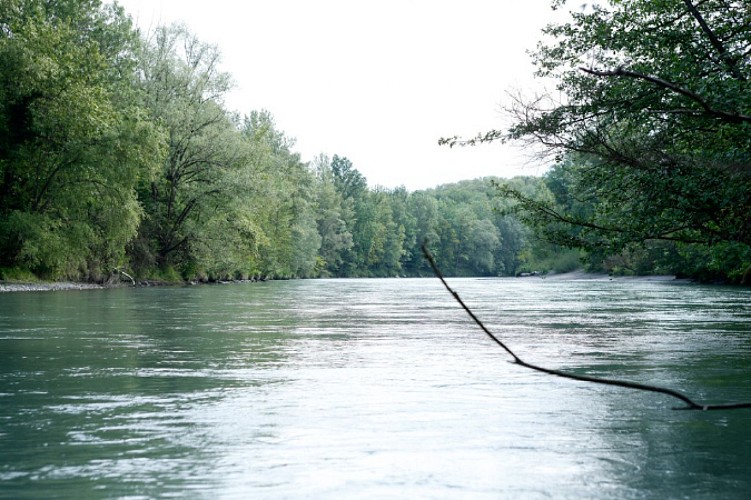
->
[113, 0, 565, 190]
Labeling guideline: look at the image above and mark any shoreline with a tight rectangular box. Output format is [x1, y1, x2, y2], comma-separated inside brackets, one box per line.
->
[0, 281, 107, 293]
[0, 278, 265, 293]
[0, 272, 694, 293]
[543, 270, 685, 282]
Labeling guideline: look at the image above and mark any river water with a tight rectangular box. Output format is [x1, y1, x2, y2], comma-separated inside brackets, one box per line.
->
[1, 277, 750, 498]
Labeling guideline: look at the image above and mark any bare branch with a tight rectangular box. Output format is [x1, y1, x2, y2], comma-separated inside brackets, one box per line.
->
[422, 242, 751, 411]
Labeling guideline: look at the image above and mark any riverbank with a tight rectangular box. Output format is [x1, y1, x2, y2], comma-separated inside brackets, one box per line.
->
[544, 270, 685, 282]
[0, 272, 692, 292]
[0, 281, 106, 293]
[0, 278, 267, 293]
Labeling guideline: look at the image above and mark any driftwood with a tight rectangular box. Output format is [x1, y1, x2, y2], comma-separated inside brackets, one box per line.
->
[113, 268, 136, 286]
[421, 243, 751, 411]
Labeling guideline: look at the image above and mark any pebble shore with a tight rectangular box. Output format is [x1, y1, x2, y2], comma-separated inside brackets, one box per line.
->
[0, 282, 105, 293]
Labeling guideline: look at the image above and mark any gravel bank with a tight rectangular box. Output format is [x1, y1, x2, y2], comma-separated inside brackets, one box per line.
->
[0, 282, 105, 293]
[544, 271, 684, 282]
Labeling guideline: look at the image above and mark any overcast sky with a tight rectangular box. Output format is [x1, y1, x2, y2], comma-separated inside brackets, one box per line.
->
[114, 0, 565, 190]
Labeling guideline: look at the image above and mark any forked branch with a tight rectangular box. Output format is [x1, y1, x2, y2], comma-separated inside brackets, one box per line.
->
[421, 242, 751, 411]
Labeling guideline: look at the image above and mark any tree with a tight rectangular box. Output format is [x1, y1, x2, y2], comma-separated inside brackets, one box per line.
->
[133, 24, 243, 273]
[312, 154, 353, 277]
[451, 0, 751, 281]
[0, 0, 163, 279]
[330, 155, 369, 275]
[360, 187, 405, 276]
[406, 192, 441, 274]
[387, 186, 417, 272]
[241, 111, 320, 279]
[331, 155, 367, 201]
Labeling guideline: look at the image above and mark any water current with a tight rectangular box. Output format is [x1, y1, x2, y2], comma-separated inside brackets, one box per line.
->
[1, 277, 750, 498]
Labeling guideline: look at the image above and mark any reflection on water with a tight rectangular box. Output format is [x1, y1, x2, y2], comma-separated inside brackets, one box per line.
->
[1, 278, 750, 498]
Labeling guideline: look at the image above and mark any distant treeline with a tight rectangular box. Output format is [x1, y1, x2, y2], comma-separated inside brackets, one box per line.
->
[0, 1, 549, 281]
[1, 1, 748, 283]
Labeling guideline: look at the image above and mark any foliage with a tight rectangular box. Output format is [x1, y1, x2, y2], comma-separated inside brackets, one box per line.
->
[241, 111, 320, 279]
[0, 0, 163, 280]
[455, 0, 751, 282]
[133, 23, 242, 273]
[12, 1, 746, 283]
[312, 154, 354, 277]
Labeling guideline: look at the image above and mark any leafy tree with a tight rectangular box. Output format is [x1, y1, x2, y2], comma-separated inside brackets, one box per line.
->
[312, 154, 354, 277]
[133, 24, 243, 274]
[387, 186, 417, 272]
[465, 218, 501, 274]
[451, 0, 751, 281]
[329, 155, 370, 275]
[0, 0, 163, 279]
[331, 155, 367, 201]
[242, 111, 320, 278]
[405, 191, 441, 274]
[492, 214, 527, 275]
[359, 187, 405, 276]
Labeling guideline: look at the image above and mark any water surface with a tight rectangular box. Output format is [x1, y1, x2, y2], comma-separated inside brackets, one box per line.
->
[1, 277, 750, 498]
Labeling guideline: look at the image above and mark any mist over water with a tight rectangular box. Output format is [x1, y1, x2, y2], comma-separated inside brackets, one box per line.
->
[1, 278, 750, 498]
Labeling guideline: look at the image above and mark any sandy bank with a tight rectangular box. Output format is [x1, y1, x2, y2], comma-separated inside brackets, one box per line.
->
[544, 270, 684, 282]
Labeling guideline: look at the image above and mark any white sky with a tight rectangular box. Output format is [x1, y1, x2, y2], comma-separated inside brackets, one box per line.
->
[113, 0, 564, 190]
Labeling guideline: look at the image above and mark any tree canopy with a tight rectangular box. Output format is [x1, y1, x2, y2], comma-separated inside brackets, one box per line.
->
[447, 0, 751, 282]
[2, 0, 747, 283]
[0, 0, 163, 279]
[0, 0, 573, 282]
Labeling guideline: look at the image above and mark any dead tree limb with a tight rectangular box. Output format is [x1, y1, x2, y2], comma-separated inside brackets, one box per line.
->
[421, 242, 751, 411]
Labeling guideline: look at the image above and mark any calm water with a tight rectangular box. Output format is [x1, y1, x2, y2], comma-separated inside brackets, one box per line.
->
[1, 277, 750, 499]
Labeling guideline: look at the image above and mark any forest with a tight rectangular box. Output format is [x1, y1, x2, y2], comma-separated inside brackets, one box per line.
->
[1, 0, 749, 284]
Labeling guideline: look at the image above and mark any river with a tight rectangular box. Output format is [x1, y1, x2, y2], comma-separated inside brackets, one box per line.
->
[1, 277, 750, 498]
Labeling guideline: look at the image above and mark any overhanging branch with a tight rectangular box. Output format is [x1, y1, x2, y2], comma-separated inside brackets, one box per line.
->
[422, 242, 751, 411]
[681, 0, 747, 81]
[580, 66, 751, 124]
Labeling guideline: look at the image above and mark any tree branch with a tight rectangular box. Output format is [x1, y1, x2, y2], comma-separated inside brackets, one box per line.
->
[422, 242, 751, 411]
[681, 0, 746, 81]
[580, 66, 751, 124]
[495, 184, 711, 246]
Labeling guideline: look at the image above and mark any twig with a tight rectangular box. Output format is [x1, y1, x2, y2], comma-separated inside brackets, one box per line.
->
[421, 242, 751, 411]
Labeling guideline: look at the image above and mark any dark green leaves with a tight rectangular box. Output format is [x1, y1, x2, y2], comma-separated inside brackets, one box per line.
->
[489, 0, 751, 281]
